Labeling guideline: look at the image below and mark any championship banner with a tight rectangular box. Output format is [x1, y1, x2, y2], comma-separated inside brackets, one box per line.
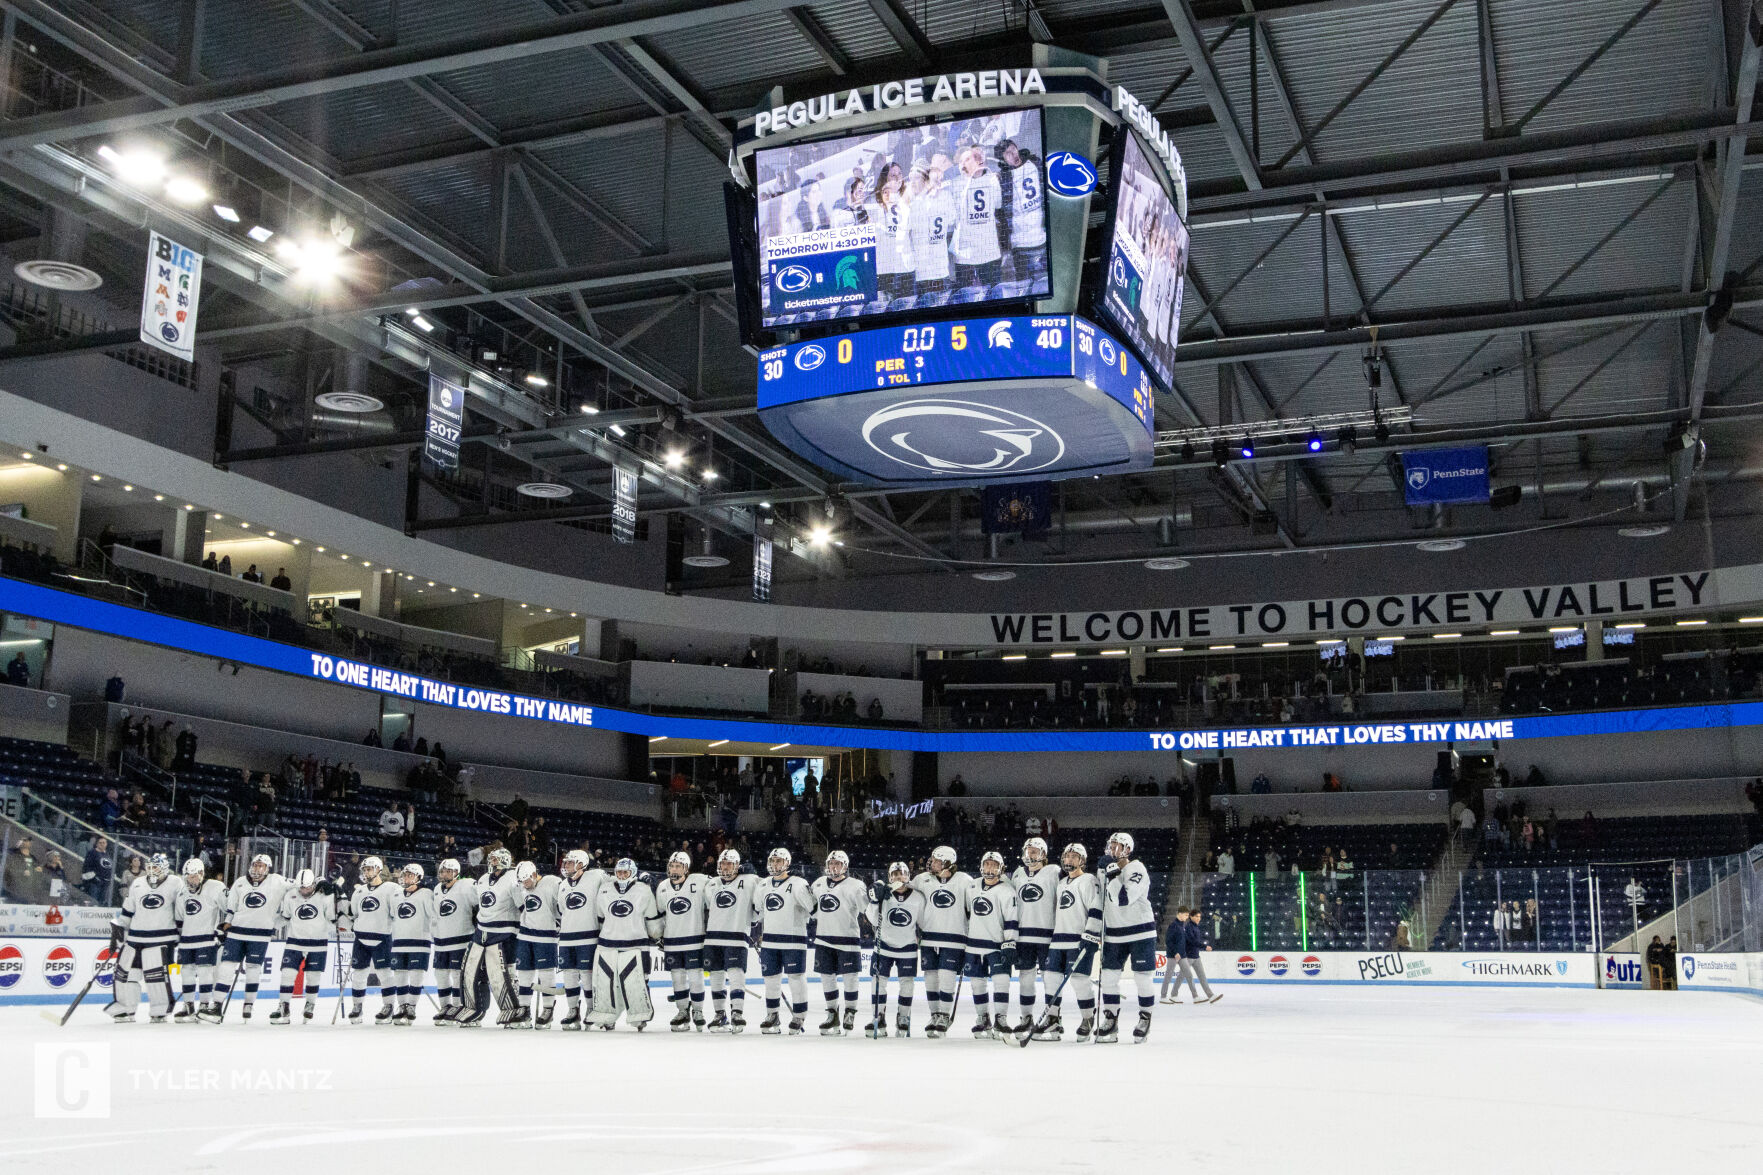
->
[981, 481, 1052, 535]
[753, 536, 773, 602]
[1402, 446, 1490, 506]
[422, 374, 465, 471]
[611, 467, 638, 545]
[139, 231, 202, 361]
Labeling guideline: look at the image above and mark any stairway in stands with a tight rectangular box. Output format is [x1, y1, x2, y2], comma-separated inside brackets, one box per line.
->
[1161, 813, 1210, 924]
[1415, 828, 1475, 949]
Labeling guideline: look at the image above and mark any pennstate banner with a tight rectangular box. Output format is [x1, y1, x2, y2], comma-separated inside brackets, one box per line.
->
[422, 374, 465, 471]
[1402, 446, 1490, 506]
[753, 535, 773, 602]
[139, 231, 202, 361]
[612, 467, 638, 545]
[981, 481, 1052, 535]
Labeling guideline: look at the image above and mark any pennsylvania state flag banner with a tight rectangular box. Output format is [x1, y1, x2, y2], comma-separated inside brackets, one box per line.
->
[981, 482, 1052, 536]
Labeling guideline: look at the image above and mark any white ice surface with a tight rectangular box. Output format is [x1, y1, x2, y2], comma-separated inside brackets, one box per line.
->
[2, 985, 1761, 1174]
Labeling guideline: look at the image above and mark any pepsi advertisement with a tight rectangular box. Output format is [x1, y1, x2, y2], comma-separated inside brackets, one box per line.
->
[1098, 129, 1188, 391]
[1401, 446, 1491, 506]
[753, 108, 1051, 328]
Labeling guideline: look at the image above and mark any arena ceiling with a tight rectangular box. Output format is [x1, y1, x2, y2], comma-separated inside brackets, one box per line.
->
[0, 0, 1760, 592]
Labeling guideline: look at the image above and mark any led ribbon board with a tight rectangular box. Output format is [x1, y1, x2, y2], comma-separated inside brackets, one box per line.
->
[757, 313, 1154, 483]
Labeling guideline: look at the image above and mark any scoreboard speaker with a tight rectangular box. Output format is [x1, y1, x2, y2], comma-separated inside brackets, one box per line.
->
[911, 751, 939, 801]
[623, 732, 650, 782]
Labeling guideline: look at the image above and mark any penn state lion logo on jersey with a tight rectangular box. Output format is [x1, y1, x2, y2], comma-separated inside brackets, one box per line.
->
[764, 892, 786, 913]
[398, 901, 416, 920]
[184, 898, 203, 916]
[244, 891, 268, 910]
[297, 902, 319, 920]
[438, 899, 457, 917]
[973, 895, 996, 917]
[1057, 890, 1076, 910]
[608, 899, 634, 919]
[888, 906, 913, 927]
[819, 894, 841, 914]
[360, 895, 381, 913]
[669, 897, 693, 916]
[1018, 883, 1045, 903]
[564, 891, 588, 911]
[931, 889, 957, 909]
[141, 893, 164, 910]
[479, 891, 496, 910]
[524, 895, 543, 913]
[714, 890, 738, 909]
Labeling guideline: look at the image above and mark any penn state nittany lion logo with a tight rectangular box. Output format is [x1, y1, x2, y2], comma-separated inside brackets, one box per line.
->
[1018, 883, 1045, 903]
[861, 399, 1065, 475]
[141, 893, 164, 910]
[360, 896, 380, 913]
[973, 896, 995, 917]
[764, 893, 786, 913]
[669, 897, 693, 916]
[565, 892, 587, 911]
[297, 903, 319, 920]
[479, 892, 496, 909]
[1408, 467, 1430, 489]
[1058, 891, 1076, 910]
[714, 890, 738, 909]
[931, 890, 957, 909]
[439, 899, 457, 917]
[524, 895, 542, 912]
[398, 902, 416, 919]
[244, 892, 267, 909]
[888, 907, 913, 927]
[608, 899, 635, 919]
[819, 894, 840, 913]
[184, 899, 203, 916]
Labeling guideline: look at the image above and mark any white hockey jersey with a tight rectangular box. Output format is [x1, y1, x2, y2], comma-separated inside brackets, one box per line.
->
[391, 886, 437, 950]
[951, 171, 1002, 266]
[114, 873, 183, 948]
[224, 873, 289, 942]
[475, 869, 521, 938]
[276, 888, 338, 951]
[654, 874, 709, 950]
[912, 869, 973, 953]
[177, 878, 228, 948]
[557, 868, 608, 947]
[964, 878, 1018, 954]
[909, 187, 956, 282]
[345, 879, 402, 942]
[1010, 864, 1061, 946]
[865, 200, 913, 276]
[875, 887, 927, 959]
[1007, 158, 1046, 248]
[809, 875, 872, 952]
[595, 878, 661, 950]
[431, 877, 478, 950]
[1052, 872, 1100, 950]
[518, 875, 563, 942]
[1101, 861, 1156, 944]
[703, 872, 758, 950]
[752, 875, 814, 950]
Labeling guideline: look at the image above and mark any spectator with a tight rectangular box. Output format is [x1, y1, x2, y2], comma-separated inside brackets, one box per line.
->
[81, 836, 113, 901]
[867, 697, 883, 721]
[1645, 934, 1667, 988]
[269, 567, 292, 591]
[121, 855, 144, 884]
[1624, 876, 1647, 921]
[431, 742, 447, 767]
[1663, 936, 1678, 988]
[218, 553, 232, 576]
[40, 850, 72, 902]
[439, 834, 459, 862]
[241, 563, 263, 584]
[99, 788, 121, 830]
[202, 551, 219, 571]
[412, 736, 429, 757]
[363, 727, 382, 747]
[1216, 848, 1234, 875]
[391, 730, 412, 753]
[378, 802, 405, 844]
[1393, 920, 1412, 950]
[507, 795, 530, 826]
[401, 803, 418, 852]
[4, 836, 44, 902]
[155, 720, 176, 769]
[5, 650, 29, 687]
[122, 790, 149, 829]
[171, 724, 198, 771]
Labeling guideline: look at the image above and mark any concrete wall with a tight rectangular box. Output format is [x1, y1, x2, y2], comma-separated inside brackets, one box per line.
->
[0, 685, 71, 745]
[462, 762, 662, 819]
[0, 461, 81, 562]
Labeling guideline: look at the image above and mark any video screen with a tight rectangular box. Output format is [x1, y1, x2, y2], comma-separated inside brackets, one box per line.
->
[753, 109, 1052, 328]
[1098, 129, 1188, 389]
[785, 757, 825, 796]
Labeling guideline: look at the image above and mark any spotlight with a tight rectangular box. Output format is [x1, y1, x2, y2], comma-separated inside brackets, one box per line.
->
[579, 404, 600, 415]
[212, 203, 240, 222]
[246, 225, 275, 243]
[410, 315, 436, 333]
[663, 450, 685, 470]
[809, 525, 832, 546]
[609, 424, 627, 437]
[100, 145, 165, 188]
[163, 175, 208, 206]
[1337, 426, 1358, 454]
[524, 373, 549, 388]
[1307, 435, 1324, 453]
[1238, 438, 1256, 460]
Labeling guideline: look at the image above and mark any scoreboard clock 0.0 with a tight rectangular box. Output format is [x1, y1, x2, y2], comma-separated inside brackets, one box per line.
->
[757, 314, 1154, 485]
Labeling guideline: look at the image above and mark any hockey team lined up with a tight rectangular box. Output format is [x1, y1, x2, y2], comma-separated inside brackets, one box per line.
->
[103, 832, 1171, 1043]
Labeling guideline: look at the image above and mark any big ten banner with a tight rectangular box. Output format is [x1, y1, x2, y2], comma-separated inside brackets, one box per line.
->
[612, 467, 638, 544]
[423, 374, 466, 470]
[139, 232, 203, 361]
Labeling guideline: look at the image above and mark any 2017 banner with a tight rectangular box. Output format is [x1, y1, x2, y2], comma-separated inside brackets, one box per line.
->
[422, 374, 465, 470]
[139, 231, 202, 361]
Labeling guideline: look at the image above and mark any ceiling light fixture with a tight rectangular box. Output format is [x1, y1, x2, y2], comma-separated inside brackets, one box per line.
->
[212, 203, 240, 222]
[247, 225, 274, 243]
[163, 175, 208, 205]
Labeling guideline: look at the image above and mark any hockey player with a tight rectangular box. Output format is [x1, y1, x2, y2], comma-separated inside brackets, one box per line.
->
[1038, 843, 1100, 1042]
[1097, 832, 1157, 1044]
[512, 861, 562, 1027]
[172, 858, 226, 1021]
[340, 855, 401, 1024]
[389, 863, 436, 1026]
[1009, 837, 1059, 1033]
[430, 858, 478, 1022]
[867, 861, 926, 1037]
[270, 869, 336, 1024]
[702, 849, 757, 1033]
[810, 850, 871, 1035]
[556, 849, 606, 1030]
[964, 851, 1019, 1039]
[655, 851, 709, 1032]
[210, 852, 286, 1021]
[108, 852, 181, 1022]
[913, 845, 972, 1038]
[591, 857, 661, 1030]
[752, 847, 814, 1035]
[457, 847, 520, 1027]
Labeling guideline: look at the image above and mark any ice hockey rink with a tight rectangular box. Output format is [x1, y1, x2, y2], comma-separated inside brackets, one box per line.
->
[4, 984, 1761, 1175]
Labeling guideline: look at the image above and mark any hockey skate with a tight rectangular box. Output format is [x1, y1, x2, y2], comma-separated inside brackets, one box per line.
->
[706, 1012, 730, 1033]
[671, 1005, 694, 1033]
[1074, 1012, 1095, 1041]
[1094, 1011, 1120, 1043]
[373, 1004, 396, 1025]
[1132, 1011, 1153, 1043]
[148, 1014, 167, 1023]
[394, 1005, 417, 1026]
[818, 1008, 842, 1036]
[173, 1003, 198, 1023]
[692, 1005, 706, 1031]
[502, 1006, 531, 1029]
[346, 1006, 364, 1025]
[864, 1016, 887, 1038]
[302, 1004, 316, 1022]
[268, 1003, 291, 1025]
[239, 1002, 253, 1022]
[760, 1011, 782, 1035]
[971, 1013, 992, 1038]
[535, 1002, 555, 1029]
[924, 1013, 948, 1039]
[560, 1008, 582, 1031]
[729, 1011, 747, 1035]
[1031, 1012, 1063, 1041]
[434, 1004, 459, 1024]
[842, 1005, 857, 1034]
[787, 1017, 805, 1035]
[896, 1011, 912, 1038]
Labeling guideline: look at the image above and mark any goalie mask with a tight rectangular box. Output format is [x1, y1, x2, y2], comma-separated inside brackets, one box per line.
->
[487, 848, 513, 874]
[145, 853, 170, 883]
[613, 857, 638, 884]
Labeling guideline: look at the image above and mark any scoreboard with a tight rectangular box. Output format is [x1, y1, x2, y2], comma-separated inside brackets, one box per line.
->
[757, 314, 1154, 483]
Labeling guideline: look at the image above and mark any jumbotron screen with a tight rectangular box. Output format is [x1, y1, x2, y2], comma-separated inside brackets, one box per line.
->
[1097, 128, 1189, 390]
[753, 108, 1052, 328]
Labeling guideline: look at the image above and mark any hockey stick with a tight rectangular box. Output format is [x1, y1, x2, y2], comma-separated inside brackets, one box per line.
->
[59, 950, 117, 1026]
[331, 939, 348, 1024]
